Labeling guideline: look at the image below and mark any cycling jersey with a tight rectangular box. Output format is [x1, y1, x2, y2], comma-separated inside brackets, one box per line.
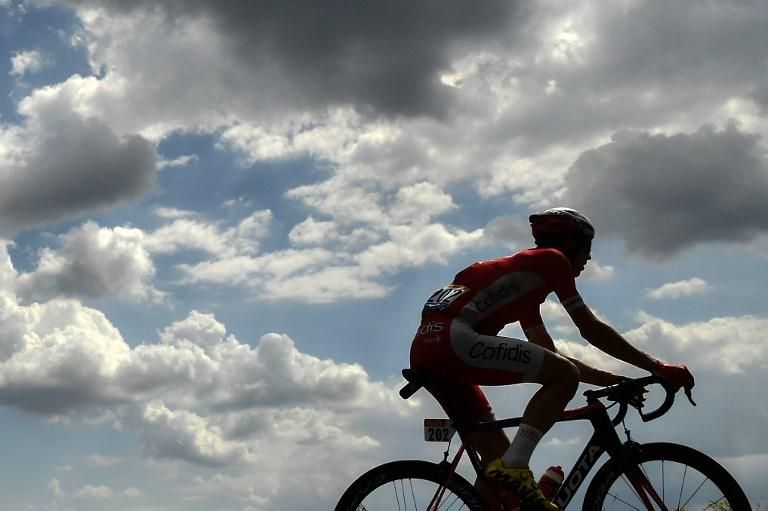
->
[409, 248, 584, 421]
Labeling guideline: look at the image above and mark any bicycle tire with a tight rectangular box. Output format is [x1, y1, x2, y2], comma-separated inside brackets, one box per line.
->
[335, 459, 486, 511]
[583, 442, 751, 511]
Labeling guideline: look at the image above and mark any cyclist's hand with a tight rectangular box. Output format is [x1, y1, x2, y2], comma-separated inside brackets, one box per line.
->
[653, 361, 695, 391]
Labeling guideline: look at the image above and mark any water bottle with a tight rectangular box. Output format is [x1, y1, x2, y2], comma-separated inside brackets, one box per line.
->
[538, 465, 565, 500]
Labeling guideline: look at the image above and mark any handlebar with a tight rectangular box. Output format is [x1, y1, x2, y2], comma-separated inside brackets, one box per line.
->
[584, 375, 696, 426]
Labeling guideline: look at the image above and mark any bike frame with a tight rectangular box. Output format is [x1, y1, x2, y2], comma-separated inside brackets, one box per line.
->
[441, 399, 646, 510]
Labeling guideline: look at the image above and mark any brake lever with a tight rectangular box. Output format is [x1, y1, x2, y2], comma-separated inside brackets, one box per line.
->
[629, 387, 649, 409]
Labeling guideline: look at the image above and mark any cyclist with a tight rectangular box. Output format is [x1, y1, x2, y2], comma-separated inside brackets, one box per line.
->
[409, 207, 694, 510]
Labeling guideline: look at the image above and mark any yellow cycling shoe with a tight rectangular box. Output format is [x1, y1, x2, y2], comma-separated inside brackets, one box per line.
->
[484, 459, 559, 511]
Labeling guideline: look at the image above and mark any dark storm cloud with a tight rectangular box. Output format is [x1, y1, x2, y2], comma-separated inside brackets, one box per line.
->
[0, 117, 156, 235]
[48, 0, 525, 117]
[563, 124, 768, 259]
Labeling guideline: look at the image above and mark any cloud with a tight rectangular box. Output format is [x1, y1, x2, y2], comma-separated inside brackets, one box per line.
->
[15, 222, 161, 303]
[626, 312, 768, 374]
[646, 277, 710, 300]
[138, 400, 253, 466]
[0, 113, 156, 236]
[0, 281, 408, 441]
[40, 0, 528, 119]
[10, 50, 48, 77]
[0, 287, 421, 505]
[145, 210, 272, 257]
[72, 484, 114, 499]
[563, 124, 768, 258]
[162, 202, 482, 303]
[483, 215, 532, 248]
[48, 478, 62, 496]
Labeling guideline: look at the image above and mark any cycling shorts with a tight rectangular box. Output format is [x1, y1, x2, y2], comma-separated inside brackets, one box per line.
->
[410, 318, 547, 421]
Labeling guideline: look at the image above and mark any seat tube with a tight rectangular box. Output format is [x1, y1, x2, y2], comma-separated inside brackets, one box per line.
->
[427, 444, 466, 511]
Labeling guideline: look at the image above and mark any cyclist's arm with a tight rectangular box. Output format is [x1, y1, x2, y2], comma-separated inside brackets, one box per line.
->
[567, 303, 658, 372]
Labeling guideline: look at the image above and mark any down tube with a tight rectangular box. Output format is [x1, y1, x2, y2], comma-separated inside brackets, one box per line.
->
[552, 435, 606, 509]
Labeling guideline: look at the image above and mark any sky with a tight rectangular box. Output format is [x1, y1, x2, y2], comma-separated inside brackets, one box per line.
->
[0, 0, 767, 509]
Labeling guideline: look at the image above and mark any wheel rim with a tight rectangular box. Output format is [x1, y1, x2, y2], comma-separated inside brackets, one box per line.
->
[601, 459, 736, 510]
[353, 476, 476, 511]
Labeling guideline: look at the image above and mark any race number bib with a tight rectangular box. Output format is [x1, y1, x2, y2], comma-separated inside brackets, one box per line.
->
[423, 419, 456, 442]
[422, 285, 469, 313]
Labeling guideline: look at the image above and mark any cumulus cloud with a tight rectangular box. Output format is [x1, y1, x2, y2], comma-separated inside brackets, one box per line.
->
[563, 125, 768, 258]
[73, 484, 114, 499]
[0, 287, 420, 506]
[10, 50, 48, 77]
[0, 281, 406, 429]
[145, 210, 272, 257]
[158, 200, 483, 302]
[646, 277, 710, 300]
[483, 215, 531, 248]
[626, 312, 768, 374]
[0, 114, 156, 236]
[15, 222, 160, 303]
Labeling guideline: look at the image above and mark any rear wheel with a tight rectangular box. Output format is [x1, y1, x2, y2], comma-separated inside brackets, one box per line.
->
[335, 460, 485, 511]
[583, 442, 751, 511]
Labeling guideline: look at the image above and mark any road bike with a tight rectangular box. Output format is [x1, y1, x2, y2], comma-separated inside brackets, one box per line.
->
[335, 370, 751, 510]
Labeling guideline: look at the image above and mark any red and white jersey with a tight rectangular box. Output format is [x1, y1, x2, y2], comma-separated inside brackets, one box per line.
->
[420, 248, 584, 335]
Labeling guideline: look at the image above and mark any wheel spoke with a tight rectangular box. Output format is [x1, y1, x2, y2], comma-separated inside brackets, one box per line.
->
[590, 445, 748, 510]
[606, 489, 645, 510]
[677, 464, 688, 510]
[619, 473, 647, 509]
[679, 476, 713, 510]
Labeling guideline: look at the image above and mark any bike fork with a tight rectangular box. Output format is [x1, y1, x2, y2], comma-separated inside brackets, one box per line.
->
[626, 466, 668, 511]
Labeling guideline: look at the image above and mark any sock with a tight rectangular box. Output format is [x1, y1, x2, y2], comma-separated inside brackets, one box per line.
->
[501, 423, 543, 468]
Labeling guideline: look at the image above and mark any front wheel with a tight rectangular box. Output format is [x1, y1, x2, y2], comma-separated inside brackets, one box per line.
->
[335, 459, 485, 511]
[583, 442, 751, 511]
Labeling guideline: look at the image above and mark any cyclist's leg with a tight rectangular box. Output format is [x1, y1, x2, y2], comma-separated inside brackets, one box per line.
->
[447, 325, 578, 464]
[418, 380, 510, 506]
[444, 324, 574, 509]
[520, 348, 580, 434]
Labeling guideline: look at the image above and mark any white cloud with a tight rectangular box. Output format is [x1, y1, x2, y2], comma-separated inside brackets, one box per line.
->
[158, 154, 198, 169]
[288, 217, 341, 247]
[73, 484, 114, 499]
[48, 478, 62, 496]
[15, 222, 161, 303]
[0, 289, 419, 507]
[646, 277, 710, 300]
[626, 312, 768, 374]
[145, 210, 272, 257]
[139, 400, 253, 466]
[122, 487, 144, 497]
[0, 285, 408, 440]
[165, 205, 483, 302]
[390, 182, 456, 224]
[10, 50, 48, 77]
[581, 260, 615, 280]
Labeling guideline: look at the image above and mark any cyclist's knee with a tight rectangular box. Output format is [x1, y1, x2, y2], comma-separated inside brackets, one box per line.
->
[539, 354, 579, 392]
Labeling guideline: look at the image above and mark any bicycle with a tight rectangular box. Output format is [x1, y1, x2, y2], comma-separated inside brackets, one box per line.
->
[335, 369, 751, 510]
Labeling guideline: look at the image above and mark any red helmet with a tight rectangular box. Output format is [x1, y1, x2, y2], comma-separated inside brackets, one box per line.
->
[529, 207, 595, 242]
